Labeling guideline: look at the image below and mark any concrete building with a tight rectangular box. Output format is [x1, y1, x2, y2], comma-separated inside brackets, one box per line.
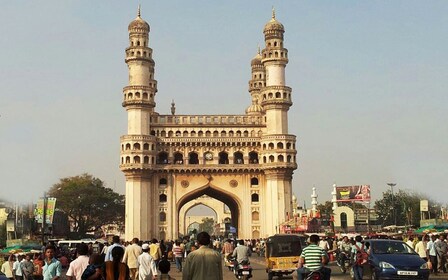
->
[120, 8, 297, 240]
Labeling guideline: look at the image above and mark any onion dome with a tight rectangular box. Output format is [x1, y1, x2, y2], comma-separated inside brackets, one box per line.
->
[128, 6, 150, 32]
[263, 8, 284, 33]
[251, 49, 262, 66]
[246, 98, 264, 115]
[292, 194, 297, 203]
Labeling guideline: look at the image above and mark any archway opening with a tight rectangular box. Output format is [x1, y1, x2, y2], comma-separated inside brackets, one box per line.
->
[178, 186, 239, 238]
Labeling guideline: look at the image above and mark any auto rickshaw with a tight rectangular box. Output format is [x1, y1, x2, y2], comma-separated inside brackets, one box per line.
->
[265, 234, 303, 280]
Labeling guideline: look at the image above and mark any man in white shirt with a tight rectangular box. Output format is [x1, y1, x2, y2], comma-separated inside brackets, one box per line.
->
[13, 255, 23, 280]
[66, 243, 90, 280]
[137, 244, 157, 280]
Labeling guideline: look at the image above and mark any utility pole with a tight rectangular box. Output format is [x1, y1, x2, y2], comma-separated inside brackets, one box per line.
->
[41, 192, 47, 246]
[387, 183, 397, 226]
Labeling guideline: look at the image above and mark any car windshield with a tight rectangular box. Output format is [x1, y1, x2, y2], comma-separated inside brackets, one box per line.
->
[372, 241, 415, 254]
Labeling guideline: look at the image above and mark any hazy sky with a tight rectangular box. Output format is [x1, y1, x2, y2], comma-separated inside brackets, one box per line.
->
[1, 1, 447, 208]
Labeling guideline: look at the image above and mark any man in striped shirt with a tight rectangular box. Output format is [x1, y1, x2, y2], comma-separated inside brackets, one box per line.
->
[292, 234, 331, 280]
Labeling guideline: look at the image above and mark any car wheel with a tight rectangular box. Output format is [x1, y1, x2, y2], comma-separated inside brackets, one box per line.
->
[371, 270, 379, 280]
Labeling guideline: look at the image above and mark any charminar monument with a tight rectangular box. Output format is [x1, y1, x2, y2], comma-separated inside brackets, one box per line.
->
[120, 7, 297, 240]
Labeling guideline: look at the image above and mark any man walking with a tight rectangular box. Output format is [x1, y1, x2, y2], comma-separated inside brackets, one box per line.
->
[20, 255, 34, 280]
[137, 244, 157, 280]
[435, 234, 447, 273]
[66, 243, 89, 280]
[182, 232, 223, 280]
[42, 245, 61, 280]
[104, 236, 124, 262]
[427, 235, 438, 275]
[123, 238, 143, 280]
[149, 239, 162, 267]
[13, 255, 24, 280]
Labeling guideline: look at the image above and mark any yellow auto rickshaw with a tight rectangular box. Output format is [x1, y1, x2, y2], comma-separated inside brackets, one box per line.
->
[265, 234, 303, 280]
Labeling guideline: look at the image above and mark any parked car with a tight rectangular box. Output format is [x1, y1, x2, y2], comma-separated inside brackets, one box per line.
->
[351, 239, 429, 280]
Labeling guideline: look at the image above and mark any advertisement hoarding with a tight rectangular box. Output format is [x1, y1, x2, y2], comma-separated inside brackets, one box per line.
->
[420, 200, 429, 212]
[335, 185, 371, 202]
[34, 197, 57, 224]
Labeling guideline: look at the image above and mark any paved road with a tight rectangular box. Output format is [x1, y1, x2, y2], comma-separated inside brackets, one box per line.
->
[168, 256, 447, 279]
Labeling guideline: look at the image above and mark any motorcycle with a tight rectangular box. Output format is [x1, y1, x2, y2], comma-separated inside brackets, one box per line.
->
[228, 256, 253, 279]
[337, 252, 351, 274]
[304, 270, 323, 280]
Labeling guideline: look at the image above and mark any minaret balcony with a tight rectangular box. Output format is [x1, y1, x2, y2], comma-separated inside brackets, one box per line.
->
[122, 99, 155, 108]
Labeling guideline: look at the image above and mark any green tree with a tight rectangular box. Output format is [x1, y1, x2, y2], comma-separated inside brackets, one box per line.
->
[199, 217, 215, 235]
[374, 189, 437, 227]
[47, 174, 124, 239]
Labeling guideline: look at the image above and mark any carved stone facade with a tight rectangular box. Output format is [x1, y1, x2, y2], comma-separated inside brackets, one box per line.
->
[120, 9, 297, 240]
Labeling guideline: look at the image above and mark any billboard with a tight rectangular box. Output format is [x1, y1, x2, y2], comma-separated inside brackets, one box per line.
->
[35, 197, 57, 224]
[420, 200, 429, 212]
[336, 185, 371, 202]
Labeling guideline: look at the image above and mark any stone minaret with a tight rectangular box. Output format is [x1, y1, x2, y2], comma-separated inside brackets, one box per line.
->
[121, 7, 158, 241]
[246, 47, 265, 115]
[260, 9, 297, 235]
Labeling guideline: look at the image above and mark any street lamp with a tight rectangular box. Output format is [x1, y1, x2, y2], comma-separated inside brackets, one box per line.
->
[387, 183, 397, 226]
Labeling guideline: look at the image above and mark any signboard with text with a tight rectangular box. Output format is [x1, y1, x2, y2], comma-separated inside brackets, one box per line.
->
[35, 197, 57, 224]
[336, 185, 371, 202]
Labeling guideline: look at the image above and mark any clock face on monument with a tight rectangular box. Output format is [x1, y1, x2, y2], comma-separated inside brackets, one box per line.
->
[205, 152, 213, 160]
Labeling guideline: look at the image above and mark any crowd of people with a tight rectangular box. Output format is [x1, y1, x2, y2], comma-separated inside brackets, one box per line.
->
[0, 232, 261, 280]
[291, 233, 448, 280]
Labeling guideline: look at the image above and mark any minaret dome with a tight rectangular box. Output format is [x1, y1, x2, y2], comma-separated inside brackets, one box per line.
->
[128, 6, 150, 33]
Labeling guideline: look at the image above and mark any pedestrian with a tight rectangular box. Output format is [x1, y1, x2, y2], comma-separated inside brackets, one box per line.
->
[172, 240, 184, 272]
[435, 234, 447, 273]
[122, 238, 142, 280]
[427, 235, 438, 275]
[81, 254, 104, 280]
[20, 255, 34, 280]
[415, 236, 428, 261]
[148, 240, 162, 267]
[13, 255, 24, 280]
[182, 231, 223, 280]
[158, 259, 174, 280]
[42, 245, 62, 280]
[137, 244, 157, 280]
[105, 236, 125, 262]
[1, 255, 14, 280]
[104, 246, 130, 280]
[66, 243, 90, 280]
[352, 235, 365, 280]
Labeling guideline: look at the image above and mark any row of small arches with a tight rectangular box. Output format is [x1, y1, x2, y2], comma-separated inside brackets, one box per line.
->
[121, 152, 295, 164]
[130, 40, 146, 47]
[267, 41, 283, 48]
[263, 51, 287, 59]
[155, 151, 259, 164]
[124, 91, 155, 100]
[121, 142, 294, 151]
[261, 91, 291, 100]
[126, 50, 151, 59]
[150, 129, 263, 138]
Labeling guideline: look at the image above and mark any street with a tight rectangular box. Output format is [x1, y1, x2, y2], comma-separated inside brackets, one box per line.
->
[167, 256, 448, 280]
